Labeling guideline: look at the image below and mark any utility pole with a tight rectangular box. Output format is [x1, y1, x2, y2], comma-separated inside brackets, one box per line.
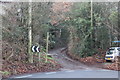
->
[28, 0, 33, 63]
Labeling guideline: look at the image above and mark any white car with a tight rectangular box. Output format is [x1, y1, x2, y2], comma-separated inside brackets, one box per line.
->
[105, 47, 120, 62]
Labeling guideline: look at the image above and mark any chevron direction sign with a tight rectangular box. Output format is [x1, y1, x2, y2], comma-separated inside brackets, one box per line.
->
[32, 46, 40, 52]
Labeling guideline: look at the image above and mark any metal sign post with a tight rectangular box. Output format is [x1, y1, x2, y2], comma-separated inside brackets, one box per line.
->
[38, 52, 41, 62]
[32, 46, 41, 62]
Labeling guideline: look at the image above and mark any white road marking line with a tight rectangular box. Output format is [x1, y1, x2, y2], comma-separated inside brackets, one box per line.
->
[85, 69, 93, 71]
[66, 70, 75, 72]
[45, 72, 57, 74]
[100, 69, 111, 71]
[86, 68, 91, 69]
[15, 75, 32, 78]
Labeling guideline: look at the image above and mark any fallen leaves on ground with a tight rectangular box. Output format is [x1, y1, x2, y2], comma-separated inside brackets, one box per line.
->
[103, 62, 120, 71]
[2, 58, 61, 79]
[65, 50, 120, 71]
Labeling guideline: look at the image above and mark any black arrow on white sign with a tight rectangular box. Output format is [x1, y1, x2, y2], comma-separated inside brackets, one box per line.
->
[32, 46, 40, 52]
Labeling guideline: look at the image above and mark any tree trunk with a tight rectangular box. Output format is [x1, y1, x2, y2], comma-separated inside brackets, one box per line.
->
[90, 0, 94, 48]
[28, 0, 33, 63]
[46, 32, 49, 62]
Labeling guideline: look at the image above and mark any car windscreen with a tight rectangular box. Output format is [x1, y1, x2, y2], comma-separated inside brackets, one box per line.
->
[106, 48, 115, 55]
[109, 48, 115, 51]
[117, 48, 120, 51]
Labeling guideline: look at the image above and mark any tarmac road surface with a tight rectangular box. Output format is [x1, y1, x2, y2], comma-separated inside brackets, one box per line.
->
[11, 69, 119, 78]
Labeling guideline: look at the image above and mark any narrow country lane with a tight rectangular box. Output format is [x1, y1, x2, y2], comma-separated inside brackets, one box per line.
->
[10, 48, 119, 79]
[49, 48, 102, 70]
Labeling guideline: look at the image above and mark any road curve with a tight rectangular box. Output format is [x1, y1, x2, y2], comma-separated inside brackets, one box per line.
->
[49, 48, 101, 70]
[10, 48, 119, 79]
[11, 69, 119, 78]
